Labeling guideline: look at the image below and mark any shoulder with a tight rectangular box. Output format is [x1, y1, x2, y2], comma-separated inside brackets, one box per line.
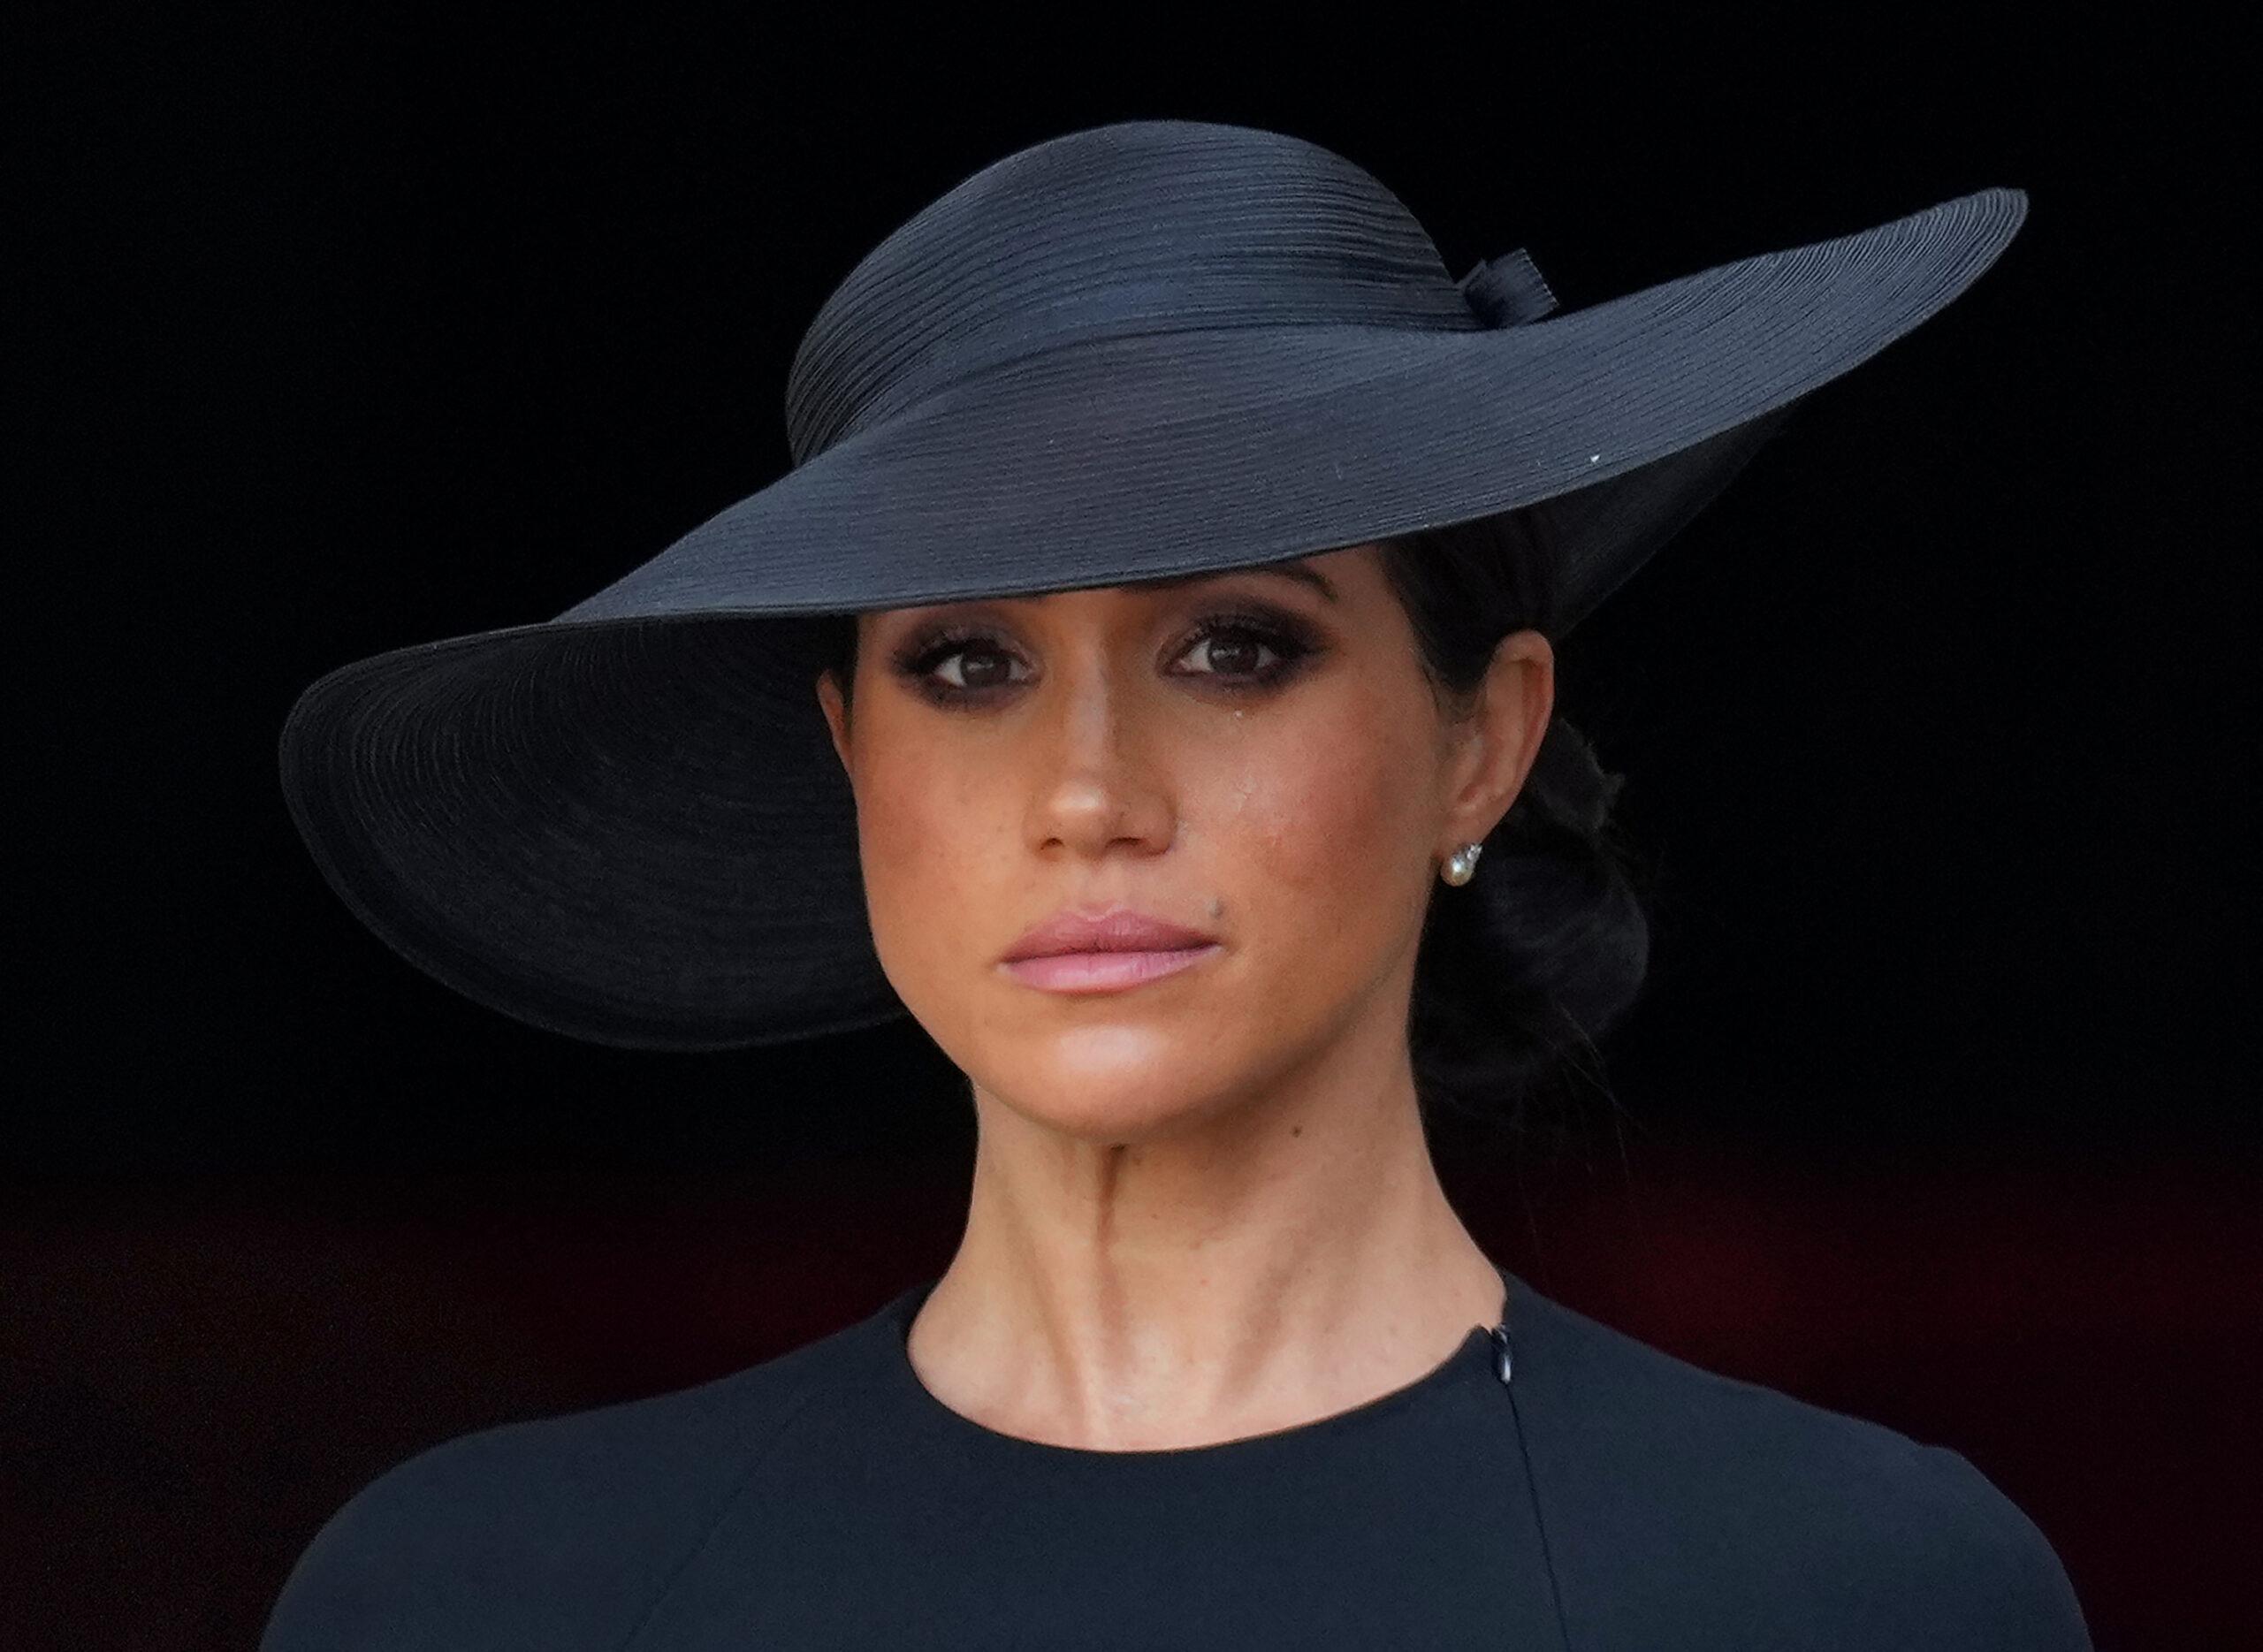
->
[1519, 1287, 2093, 1649]
[258, 1316, 865, 1652]
[1901, 1442, 2097, 1650]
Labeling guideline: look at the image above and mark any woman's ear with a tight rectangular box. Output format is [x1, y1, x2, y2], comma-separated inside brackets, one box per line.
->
[815, 667, 852, 779]
[1444, 629, 1555, 848]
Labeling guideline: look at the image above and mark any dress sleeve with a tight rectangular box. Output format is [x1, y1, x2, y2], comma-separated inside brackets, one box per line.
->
[257, 1446, 452, 1652]
[255, 1420, 693, 1651]
[1912, 1443, 2095, 1650]
[257, 1376, 813, 1650]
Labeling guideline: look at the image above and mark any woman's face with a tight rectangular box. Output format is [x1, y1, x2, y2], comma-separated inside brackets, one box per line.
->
[815, 543, 1552, 1145]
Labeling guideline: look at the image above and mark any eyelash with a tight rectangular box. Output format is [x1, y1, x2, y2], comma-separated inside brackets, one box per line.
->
[890, 606, 1322, 708]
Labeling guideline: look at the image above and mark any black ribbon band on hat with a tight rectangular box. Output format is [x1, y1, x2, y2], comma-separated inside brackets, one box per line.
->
[1456, 247, 1558, 330]
[798, 252, 1561, 466]
[796, 255, 1489, 467]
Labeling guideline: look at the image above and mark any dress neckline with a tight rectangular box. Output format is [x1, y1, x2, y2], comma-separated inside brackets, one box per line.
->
[875, 1261, 1519, 1465]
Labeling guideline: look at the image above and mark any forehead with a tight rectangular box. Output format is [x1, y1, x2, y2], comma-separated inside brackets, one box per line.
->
[1121, 557, 1342, 605]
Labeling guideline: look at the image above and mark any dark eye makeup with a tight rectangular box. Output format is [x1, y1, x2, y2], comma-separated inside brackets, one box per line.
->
[888, 600, 1325, 709]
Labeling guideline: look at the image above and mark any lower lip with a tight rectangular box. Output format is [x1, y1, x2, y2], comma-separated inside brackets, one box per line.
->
[1002, 944, 1223, 993]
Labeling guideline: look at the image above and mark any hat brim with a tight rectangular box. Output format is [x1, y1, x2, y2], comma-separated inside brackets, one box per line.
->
[278, 187, 2026, 1049]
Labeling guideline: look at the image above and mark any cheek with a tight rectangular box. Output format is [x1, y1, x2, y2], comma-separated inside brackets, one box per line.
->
[850, 730, 1012, 974]
[1200, 695, 1429, 922]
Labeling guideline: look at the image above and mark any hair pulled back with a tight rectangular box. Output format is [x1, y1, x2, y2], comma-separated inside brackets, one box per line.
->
[1377, 510, 1651, 1137]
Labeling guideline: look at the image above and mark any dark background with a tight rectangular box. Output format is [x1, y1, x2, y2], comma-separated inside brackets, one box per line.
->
[11, 11, 2252, 1649]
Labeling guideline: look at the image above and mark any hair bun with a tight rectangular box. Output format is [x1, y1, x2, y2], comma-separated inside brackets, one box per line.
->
[1379, 508, 1656, 1135]
[1531, 715, 1627, 840]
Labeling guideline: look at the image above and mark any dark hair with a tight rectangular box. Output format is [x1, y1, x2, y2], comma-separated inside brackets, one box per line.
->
[814, 510, 1650, 1141]
[1376, 510, 1650, 1146]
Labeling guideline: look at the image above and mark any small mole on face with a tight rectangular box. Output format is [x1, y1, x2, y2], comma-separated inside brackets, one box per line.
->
[1208, 895, 1223, 920]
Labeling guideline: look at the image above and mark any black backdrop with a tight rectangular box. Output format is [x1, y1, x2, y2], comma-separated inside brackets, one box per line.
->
[11, 11, 2252, 1648]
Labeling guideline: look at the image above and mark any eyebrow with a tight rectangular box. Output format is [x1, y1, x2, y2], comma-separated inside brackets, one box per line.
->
[1126, 559, 1340, 605]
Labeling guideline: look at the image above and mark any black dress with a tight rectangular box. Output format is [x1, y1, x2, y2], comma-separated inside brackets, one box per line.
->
[260, 1261, 2093, 1649]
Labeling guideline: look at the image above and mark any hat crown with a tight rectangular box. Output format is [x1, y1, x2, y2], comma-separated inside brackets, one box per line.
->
[783, 120, 1490, 468]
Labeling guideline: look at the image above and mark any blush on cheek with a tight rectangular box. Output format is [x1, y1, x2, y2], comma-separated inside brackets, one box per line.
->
[849, 761, 944, 970]
[856, 757, 1021, 995]
[1238, 731, 1409, 901]
[856, 772, 930, 872]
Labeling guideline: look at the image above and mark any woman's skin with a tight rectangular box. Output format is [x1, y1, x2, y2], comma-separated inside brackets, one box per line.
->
[814, 541, 1554, 1451]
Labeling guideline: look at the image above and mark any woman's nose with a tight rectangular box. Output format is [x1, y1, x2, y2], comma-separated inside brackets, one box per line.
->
[1021, 663, 1177, 857]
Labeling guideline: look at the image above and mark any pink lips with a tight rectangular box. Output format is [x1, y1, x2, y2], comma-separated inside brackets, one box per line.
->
[999, 906, 1223, 995]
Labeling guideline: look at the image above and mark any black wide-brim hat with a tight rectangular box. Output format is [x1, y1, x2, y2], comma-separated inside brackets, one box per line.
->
[277, 118, 2027, 1050]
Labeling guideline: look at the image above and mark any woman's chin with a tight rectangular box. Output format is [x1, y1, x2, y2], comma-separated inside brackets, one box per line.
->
[981, 1054, 1246, 1144]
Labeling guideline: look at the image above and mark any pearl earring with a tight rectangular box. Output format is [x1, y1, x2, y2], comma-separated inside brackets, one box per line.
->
[1441, 842, 1483, 887]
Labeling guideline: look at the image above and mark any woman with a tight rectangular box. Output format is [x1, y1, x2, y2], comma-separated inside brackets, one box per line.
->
[262, 120, 2091, 1648]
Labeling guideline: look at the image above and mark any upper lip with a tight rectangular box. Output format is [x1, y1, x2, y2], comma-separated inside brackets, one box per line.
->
[1001, 905, 1219, 963]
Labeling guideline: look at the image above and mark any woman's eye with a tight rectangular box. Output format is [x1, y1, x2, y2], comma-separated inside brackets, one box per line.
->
[1176, 627, 1282, 677]
[931, 642, 1025, 692]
